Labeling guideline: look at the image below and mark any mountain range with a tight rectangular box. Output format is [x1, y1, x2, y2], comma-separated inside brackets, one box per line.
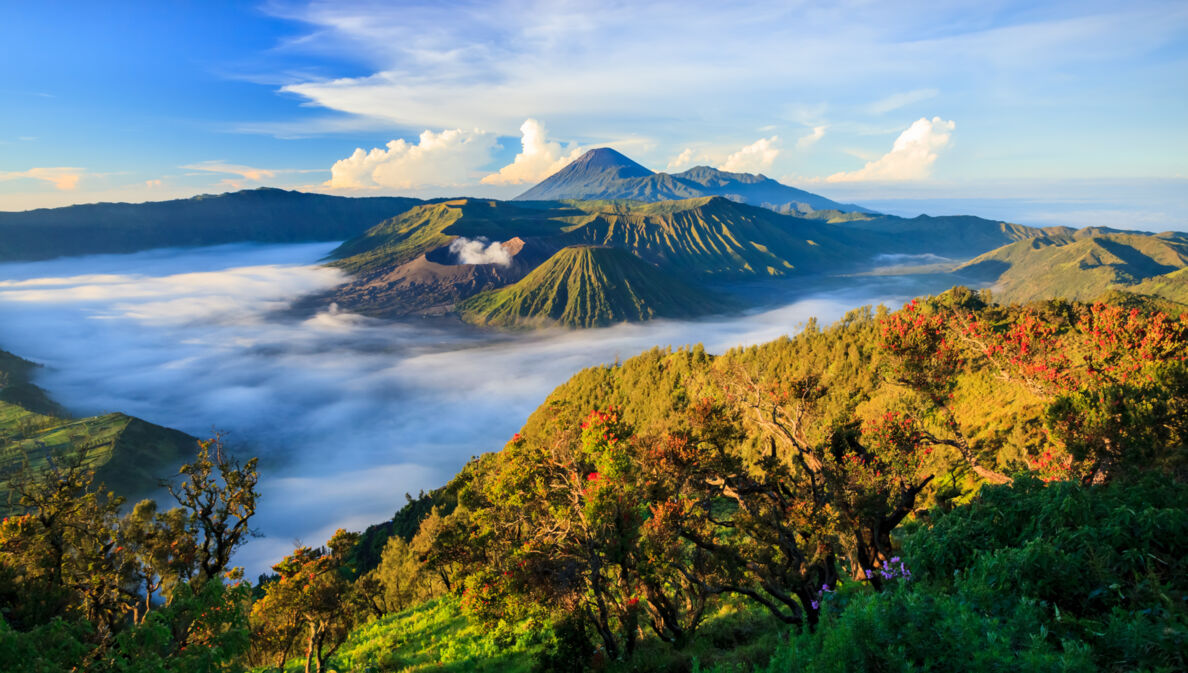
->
[4, 147, 1185, 328]
[515, 148, 873, 214]
[0, 188, 421, 261]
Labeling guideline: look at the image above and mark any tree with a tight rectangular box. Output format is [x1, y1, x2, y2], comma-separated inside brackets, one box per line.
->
[250, 529, 362, 673]
[166, 435, 259, 584]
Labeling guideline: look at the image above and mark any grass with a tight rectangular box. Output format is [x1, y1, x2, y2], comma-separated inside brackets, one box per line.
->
[322, 597, 549, 673]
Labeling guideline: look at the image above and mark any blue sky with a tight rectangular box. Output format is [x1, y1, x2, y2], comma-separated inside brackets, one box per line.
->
[1, 0, 1185, 228]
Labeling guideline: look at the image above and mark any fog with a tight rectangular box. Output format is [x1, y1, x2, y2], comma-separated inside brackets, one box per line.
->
[0, 242, 957, 573]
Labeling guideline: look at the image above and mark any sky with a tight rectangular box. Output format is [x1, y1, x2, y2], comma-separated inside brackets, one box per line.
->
[1, 0, 1186, 227]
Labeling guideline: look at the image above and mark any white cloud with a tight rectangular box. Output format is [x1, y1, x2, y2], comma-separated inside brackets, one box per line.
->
[481, 119, 582, 185]
[826, 117, 955, 182]
[145, 179, 163, 188]
[448, 237, 512, 266]
[796, 126, 827, 150]
[666, 148, 695, 171]
[719, 136, 780, 173]
[324, 128, 498, 190]
[0, 166, 83, 190]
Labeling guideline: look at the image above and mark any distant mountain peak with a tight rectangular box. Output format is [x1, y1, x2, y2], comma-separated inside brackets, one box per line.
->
[568, 148, 654, 177]
[515, 148, 873, 214]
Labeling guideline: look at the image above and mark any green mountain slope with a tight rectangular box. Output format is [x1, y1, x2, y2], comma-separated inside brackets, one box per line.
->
[955, 230, 1188, 303]
[458, 246, 728, 328]
[0, 188, 422, 261]
[0, 349, 196, 508]
[1129, 267, 1188, 304]
[558, 196, 869, 278]
[329, 199, 580, 274]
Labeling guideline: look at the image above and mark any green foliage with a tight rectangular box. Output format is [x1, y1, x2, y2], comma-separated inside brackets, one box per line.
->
[0, 437, 259, 672]
[348, 475, 466, 575]
[742, 583, 1095, 673]
[906, 477, 1188, 671]
[250, 530, 364, 673]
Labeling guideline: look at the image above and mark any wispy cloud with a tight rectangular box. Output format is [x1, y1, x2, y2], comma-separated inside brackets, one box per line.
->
[866, 88, 939, 115]
[796, 126, 827, 150]
[0, 167, 84, 190]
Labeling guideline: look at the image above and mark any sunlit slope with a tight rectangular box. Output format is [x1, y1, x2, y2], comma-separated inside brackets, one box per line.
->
[331, 196, 877, 280]
[956, 230, 1188, 303]
[0, 349, 195, 507]
[0, 188, 421, 261]
[458, 246, 727, 328]
[1130, 267, 1188, 304]
[329, 199, 579, 274]
[559, 196, 865, 277]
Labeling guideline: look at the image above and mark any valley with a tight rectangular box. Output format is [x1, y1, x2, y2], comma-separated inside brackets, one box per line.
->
[0, 241, 963, 574]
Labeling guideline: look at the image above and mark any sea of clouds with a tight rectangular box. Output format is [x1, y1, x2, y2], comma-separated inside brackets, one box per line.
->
[0, 242, 957, 573]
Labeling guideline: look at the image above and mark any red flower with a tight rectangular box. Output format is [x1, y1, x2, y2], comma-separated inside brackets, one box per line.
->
[587, 472, 601, 482]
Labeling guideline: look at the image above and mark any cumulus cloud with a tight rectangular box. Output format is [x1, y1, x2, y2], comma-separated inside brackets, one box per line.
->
[666, 148, 695, 171]
[719, 136, 780, 173]
[448, 237, 512, 266]
[826, 117, 955, 182]
[481, 119, 582, 185]
[796, 126, 827, 150]
[325, 128, 497, 190]
[0, 167, 83, 190]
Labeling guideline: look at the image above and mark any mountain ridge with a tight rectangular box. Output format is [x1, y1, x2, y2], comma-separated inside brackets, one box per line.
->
[515, 147, 873, 214]
[457, 245, 729, 328]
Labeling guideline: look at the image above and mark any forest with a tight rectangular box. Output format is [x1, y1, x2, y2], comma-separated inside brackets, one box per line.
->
[2, 288, 1185, 672]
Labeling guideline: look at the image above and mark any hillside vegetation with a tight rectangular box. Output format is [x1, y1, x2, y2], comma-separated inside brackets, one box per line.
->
[956, 229, 1188, 304]
[3, 290, 1185, 672]
[458, 246, 729, 328]
[297, 289, 1188, 672]
[0, 349, 195, 507]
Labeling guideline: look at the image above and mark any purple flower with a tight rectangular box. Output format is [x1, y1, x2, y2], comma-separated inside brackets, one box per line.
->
[811, 600, 819, 610]
[890, 556, 900, 564]
[865, 569, 873, 579]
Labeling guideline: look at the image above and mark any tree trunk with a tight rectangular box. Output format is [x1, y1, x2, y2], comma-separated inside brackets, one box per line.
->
[303, 622, 318, 673]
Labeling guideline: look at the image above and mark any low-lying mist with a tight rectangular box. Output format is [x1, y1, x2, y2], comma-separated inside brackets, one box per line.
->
[0, 242, 958, 574]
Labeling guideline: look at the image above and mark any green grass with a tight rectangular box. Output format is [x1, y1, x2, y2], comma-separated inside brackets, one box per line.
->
[325, 597, 550, 673]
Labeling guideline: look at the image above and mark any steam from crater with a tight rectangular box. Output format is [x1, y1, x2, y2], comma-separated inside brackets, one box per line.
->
[449, 237, 512, 266]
